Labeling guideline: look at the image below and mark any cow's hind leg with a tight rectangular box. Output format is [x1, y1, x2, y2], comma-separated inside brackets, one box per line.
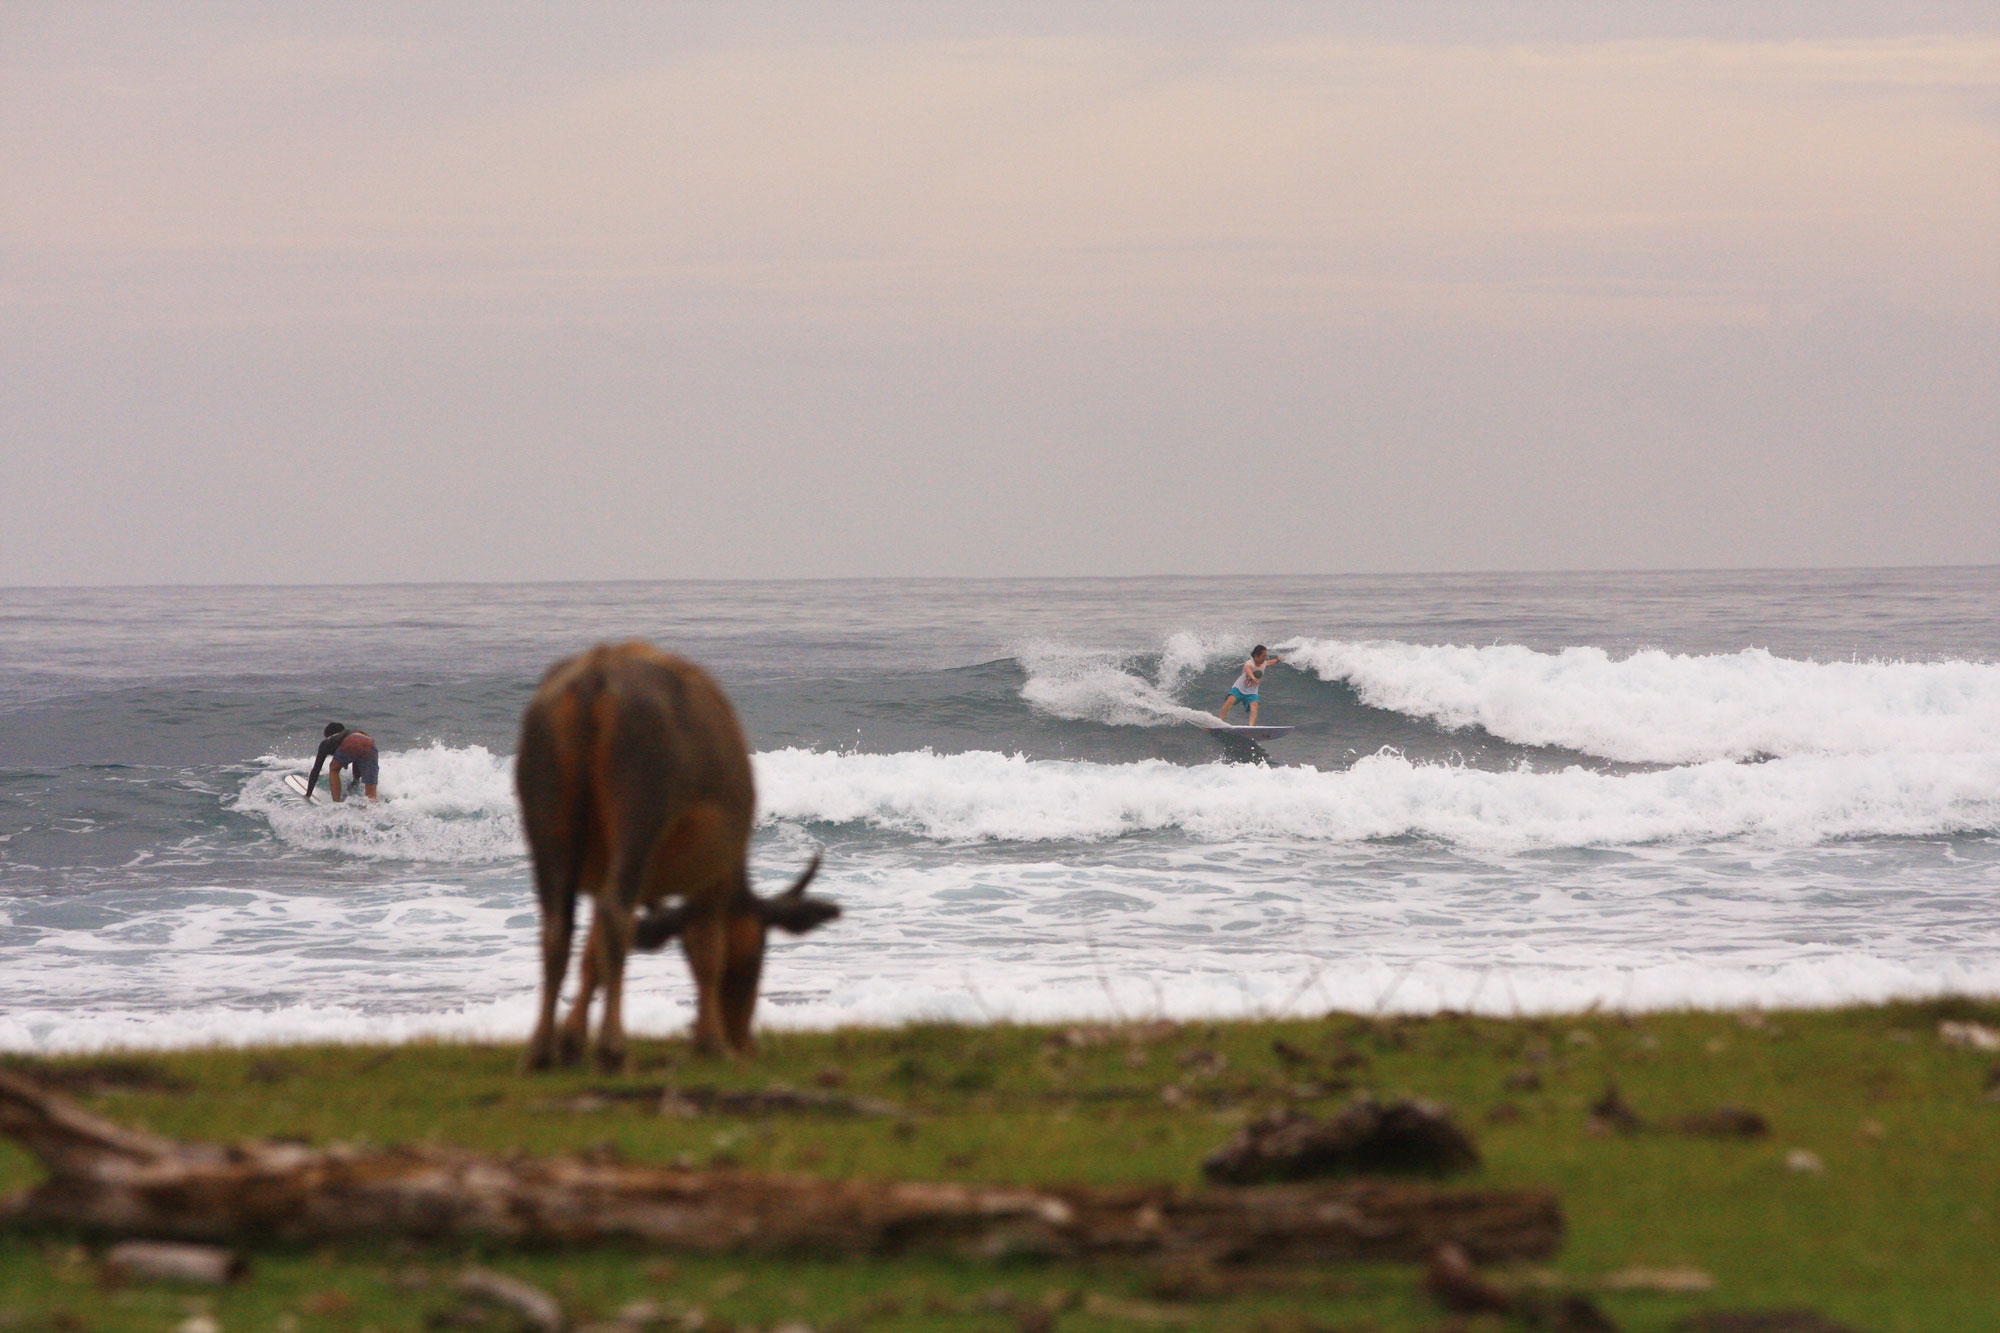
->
[558, 910, 603, 1065]
[523, 883, 576, 1071]
[519, 726, 587, 1073]
[521, 830, 587, 1072]
[593, 796, 680, 1074]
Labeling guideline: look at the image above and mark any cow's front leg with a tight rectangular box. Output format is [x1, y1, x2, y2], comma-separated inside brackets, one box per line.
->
[718, 909, 767, 1056]
[678, 909, 732, 1057]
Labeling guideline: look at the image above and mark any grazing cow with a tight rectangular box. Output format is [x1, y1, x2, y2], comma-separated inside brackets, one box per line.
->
[516, 641, 838, 1070]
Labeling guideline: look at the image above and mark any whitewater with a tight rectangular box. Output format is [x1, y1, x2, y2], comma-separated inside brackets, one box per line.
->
[4, 570, 1998, 1052]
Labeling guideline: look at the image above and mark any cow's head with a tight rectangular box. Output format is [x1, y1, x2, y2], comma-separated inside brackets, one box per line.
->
[633, 853, 838, 950]
[632, 854, 837, 1053]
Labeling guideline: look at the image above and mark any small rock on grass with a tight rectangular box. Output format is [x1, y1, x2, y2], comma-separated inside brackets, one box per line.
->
[1601, 1267, 1714, 1294]
[1202, 1096, 1479, 1183]
[1784, 1149, 1825, 1175]
[1672, 1312, 1861, 1333]
[1938, 1020, 2000, 1051]
[1588, 1086, 1771, 1140]
[1271, 1038, 1314, 1067]
[1674, 1108, 1768, 1139]
[1588, 1083, 1644, 1136]
[103, 1242, 243, 1286]
[454, 1266, 565, 1333]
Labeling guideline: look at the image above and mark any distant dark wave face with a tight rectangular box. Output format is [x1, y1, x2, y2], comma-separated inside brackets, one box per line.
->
[4, 571, 2000, 1052]
[0, 643, 1650, 775]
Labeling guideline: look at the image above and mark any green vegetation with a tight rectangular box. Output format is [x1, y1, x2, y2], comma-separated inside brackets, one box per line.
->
[3, 999, 1997, 1332]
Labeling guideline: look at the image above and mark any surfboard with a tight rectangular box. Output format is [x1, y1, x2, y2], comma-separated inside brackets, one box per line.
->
[283, 773, 314, 801]
[1205, 724, 1294, 741]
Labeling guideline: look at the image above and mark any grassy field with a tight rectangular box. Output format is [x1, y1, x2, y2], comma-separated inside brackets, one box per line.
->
[2, 998, 1997, 1332]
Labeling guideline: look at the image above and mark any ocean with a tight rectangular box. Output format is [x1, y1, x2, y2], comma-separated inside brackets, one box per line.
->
[3, 569, 1998, 1054]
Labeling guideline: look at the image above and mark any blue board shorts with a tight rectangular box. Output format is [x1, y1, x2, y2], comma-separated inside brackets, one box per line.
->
[1227, 688, 1259, 707]
[335, 743, 379, 786]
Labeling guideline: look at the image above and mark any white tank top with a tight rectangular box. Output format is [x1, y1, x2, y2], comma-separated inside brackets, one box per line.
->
[1233, 660, 1261, 694]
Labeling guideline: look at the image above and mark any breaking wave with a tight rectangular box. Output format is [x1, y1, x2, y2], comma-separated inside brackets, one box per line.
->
[1279, 639, 2000, 764]
[234, 745, 522, 862]
[754, 746, 2000, 851]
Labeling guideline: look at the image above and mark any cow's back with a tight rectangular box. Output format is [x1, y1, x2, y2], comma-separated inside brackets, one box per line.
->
[517, 642, 754, 887]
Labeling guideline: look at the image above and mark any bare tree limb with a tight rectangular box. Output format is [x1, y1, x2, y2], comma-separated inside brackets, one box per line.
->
[0, 1069, 1560, 1265]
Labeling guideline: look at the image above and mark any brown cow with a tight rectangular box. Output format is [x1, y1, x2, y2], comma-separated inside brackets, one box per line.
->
[516, 641, 838, 1071]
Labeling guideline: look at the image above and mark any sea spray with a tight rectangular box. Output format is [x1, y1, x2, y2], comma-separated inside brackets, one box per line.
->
[1016, 632, 1243, 728]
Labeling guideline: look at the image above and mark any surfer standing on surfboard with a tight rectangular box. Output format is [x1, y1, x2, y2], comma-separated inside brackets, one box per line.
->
[305, 722, 379, 802]
[1217, 645, 1284, 725]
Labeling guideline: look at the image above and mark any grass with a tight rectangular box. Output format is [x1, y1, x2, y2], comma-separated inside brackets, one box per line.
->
[2, 998, 1997, 1332]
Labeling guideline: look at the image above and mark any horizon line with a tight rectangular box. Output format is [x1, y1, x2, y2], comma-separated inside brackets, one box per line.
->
[3, 560, 1996, 595]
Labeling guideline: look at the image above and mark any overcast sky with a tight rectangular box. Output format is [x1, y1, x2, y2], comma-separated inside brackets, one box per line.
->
[4, 3, 1997, 585]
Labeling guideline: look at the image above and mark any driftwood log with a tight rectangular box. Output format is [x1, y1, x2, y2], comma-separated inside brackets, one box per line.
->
[0, 1069, 1560, 1265]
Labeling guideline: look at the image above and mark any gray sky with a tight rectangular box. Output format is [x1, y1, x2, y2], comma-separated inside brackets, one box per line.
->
[5, 3, 1997, 585]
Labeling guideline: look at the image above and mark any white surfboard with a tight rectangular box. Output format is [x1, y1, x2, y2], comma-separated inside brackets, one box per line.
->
[283, 773, 314, 801]
[1205, 724, 1294, 741]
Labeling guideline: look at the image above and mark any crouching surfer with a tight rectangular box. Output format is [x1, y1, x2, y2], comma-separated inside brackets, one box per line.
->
[1217, 645, 1284, 725]
[307, 722, 379, 802]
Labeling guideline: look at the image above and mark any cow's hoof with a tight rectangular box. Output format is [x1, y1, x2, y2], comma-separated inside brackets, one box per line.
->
[522, 1029, 559, 1073]
[593, 1046, 628, 1076]
[555, 1029, 587, 1067]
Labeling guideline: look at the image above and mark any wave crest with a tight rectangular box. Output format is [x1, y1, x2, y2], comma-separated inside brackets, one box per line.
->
[1279, 639, 2000, 764]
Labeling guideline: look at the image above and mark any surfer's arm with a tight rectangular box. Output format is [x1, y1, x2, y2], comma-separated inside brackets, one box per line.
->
[303, 735, 339, 797]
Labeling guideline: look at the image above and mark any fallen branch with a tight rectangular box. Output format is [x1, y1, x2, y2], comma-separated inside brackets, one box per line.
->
[0, 1069, 1560, 1265]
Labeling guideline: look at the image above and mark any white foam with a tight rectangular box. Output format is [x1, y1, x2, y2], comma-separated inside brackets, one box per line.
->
[753, 746, 2000, 850]
[1280, 638, 2000, 764]
[8, 799, 1999, 1054]
[220, 721, 2000, 879]
[7, 952, 1997, 1055]
[1017, 633, 1241, 729]
[235, 744, 522, 862]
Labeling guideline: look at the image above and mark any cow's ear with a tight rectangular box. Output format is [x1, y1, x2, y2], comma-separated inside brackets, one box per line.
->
[762, 894, 840, 936]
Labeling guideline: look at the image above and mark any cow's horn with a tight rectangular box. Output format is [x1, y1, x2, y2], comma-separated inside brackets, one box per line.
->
[777, 852, 822, 899]
[758, 854, 837, 934]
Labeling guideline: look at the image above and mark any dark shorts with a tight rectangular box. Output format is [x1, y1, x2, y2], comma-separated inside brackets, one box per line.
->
[335, 742, 379, 786]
